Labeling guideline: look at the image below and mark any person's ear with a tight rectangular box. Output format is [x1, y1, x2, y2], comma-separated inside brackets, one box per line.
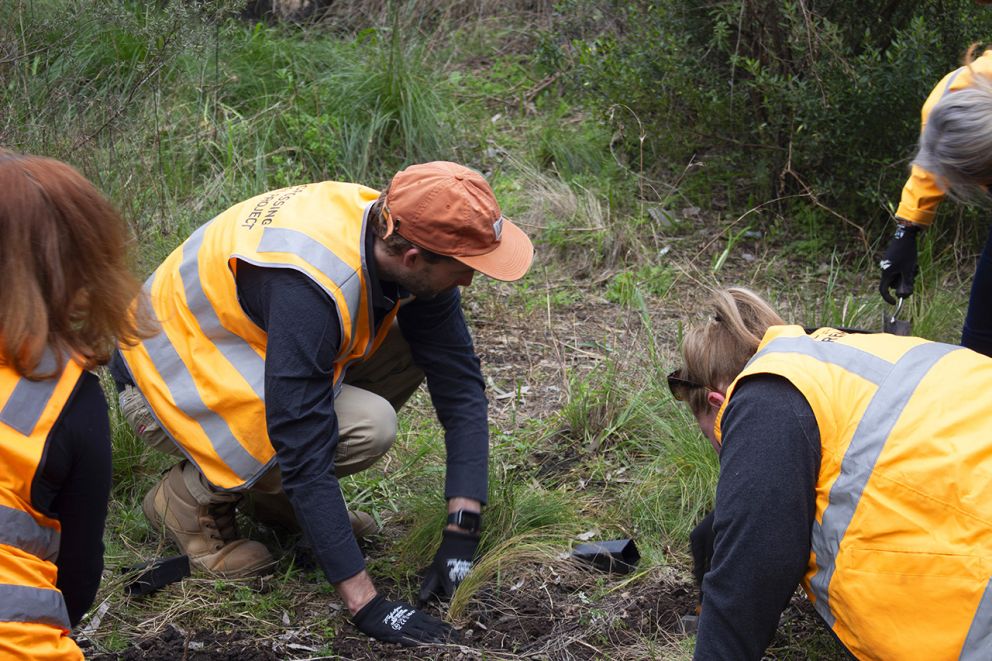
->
[706, 390, 726, 411]
[400, 246, 421, 269]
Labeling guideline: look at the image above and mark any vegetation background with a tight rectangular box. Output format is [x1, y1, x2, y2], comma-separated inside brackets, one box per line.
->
[3, 0, 990, 658]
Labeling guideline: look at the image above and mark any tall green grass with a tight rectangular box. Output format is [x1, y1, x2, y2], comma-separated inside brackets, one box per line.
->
[2, 0, 457, 263]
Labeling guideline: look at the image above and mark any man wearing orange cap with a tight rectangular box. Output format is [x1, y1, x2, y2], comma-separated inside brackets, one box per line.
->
[108, 161, 534, 646]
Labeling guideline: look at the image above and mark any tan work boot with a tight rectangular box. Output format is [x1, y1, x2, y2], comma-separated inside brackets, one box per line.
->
[143, 463, 273, 577]
[244, 491, 379, 539]
[348, 509, 378, 539]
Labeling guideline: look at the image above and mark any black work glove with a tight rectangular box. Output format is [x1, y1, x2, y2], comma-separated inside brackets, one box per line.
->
[879, 223, 921, 304]
[352, 595, 455, 646]
[417, 529, 480, 607]
[689, 510, 715, 602]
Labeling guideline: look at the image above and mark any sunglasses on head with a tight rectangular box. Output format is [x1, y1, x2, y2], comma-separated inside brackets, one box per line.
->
[667, 368, 708, 401]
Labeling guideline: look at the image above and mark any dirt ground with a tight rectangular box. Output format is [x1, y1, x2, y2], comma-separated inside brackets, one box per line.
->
[81, 563, 698, 659]
[81, 566, 841, 660]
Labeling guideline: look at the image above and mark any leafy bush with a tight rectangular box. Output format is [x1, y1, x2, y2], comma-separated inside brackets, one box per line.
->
[556, 0, 992, 230]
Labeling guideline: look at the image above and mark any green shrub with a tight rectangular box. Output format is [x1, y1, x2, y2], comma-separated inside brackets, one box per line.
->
[557, 0, 992, 231]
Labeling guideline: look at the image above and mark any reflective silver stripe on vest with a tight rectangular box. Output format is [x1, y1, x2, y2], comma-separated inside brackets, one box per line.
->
[180, 224, 264, 400]
[256, 227, 362, 343]
[0, 349, 60, 435]
[335, 207, 381, 380]
[0, 504, 59, 562]
[0, 583, 70, 629]
[961, 578, 992, 660]
[803, 341, 960, 626]
[943, 67, 965, 97]
[747, 335, 893, 386]
[140, 270, 264, 483]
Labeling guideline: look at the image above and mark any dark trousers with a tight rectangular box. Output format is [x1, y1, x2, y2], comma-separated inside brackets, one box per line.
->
[962, 223, 992, 357]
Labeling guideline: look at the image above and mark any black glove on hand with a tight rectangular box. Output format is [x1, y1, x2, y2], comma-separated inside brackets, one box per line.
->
[689, 510, 716, 600]
[417, 529, 480, 607]
[879, 224, 921, 304]
[352, 595, 455, 646]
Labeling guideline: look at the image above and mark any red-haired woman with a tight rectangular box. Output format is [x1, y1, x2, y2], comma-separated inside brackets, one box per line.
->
[0, 150, 155, 658]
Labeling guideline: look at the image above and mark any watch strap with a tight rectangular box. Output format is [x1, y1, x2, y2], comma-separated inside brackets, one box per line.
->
[446, 510, 481, 533]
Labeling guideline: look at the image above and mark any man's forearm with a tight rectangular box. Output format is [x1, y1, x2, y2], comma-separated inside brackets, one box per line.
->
[398, 289, 490, 503]
[284, 475, 367, 584]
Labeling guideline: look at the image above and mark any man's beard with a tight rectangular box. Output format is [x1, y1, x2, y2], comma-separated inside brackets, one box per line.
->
[396, 269, 444, 300]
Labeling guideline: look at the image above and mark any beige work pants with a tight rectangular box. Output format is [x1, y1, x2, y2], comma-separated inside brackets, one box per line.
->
[121, 320, 424, 506]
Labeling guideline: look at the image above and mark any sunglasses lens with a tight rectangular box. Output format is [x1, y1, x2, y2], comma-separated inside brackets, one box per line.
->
[667, 370, 688, 401]
[668, 369, 705, 401]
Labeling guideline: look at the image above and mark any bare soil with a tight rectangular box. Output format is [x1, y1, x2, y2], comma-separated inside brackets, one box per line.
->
[81, 566, 841, 660]
[81, 563, 700, 659]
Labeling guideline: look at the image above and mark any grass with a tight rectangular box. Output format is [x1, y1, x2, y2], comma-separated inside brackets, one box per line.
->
[4, 2, 978, 659]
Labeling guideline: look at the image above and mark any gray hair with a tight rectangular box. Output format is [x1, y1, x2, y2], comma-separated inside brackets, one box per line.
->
[914, 73, 992, 206]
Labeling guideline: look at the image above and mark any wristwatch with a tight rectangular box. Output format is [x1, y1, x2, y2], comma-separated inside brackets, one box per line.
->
[446, 510, 482, 534]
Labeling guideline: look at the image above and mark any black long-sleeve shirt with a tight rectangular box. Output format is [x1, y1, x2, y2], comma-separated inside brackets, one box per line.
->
[111, 229, 489, 585]
[693, 374, 822, 660]
[31, 371, 113, 628]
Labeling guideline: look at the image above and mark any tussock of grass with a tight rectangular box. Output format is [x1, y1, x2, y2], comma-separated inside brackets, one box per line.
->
[502, 157, 609, 233]
[619, 412, 718, 555]
[447, 529, 567, 618]
[553, 352, 718, 561]
[394, 467, 582, 571]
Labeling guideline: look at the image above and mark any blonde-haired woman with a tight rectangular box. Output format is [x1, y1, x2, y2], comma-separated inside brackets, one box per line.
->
[0, 150, 155, 658]
[672, 287, 992, 660]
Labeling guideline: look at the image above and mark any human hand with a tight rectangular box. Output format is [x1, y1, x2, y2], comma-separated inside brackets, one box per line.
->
[417, 529, 480, 606]
[352, 595, 455, 646]
[879, 224, 920, 304]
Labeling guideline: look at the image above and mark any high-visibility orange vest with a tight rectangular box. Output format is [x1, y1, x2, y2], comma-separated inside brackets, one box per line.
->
[716, 325, 992, 660]
[119, 182, 401, 490]
[896, 49, 992, 225]
[0, 351, 84, 660]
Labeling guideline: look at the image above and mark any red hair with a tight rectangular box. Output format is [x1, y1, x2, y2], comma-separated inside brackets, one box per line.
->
[0, 150, 156, 378]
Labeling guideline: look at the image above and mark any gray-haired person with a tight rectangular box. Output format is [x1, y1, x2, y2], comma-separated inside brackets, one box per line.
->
[879, 45, 992, 356]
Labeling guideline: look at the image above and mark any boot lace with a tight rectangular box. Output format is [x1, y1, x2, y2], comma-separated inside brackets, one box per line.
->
[203, 500, 240, 544]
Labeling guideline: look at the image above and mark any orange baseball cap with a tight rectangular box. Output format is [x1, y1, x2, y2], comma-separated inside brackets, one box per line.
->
[382, 161, 534, 281]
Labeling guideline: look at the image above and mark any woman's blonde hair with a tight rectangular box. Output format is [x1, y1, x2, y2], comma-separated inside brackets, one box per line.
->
[679, 287, 785, 415]
[0, 150, 157, 379]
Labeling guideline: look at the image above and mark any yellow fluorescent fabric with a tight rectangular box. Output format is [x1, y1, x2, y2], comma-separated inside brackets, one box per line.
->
[716, 325, 992, 660]
[896, 49, 992, 225]
[119, 182, 400, 490]
[0, 353, 84, 659]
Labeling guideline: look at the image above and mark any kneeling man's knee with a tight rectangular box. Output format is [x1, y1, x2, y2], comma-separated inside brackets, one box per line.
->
[335, 387, 397, 475]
